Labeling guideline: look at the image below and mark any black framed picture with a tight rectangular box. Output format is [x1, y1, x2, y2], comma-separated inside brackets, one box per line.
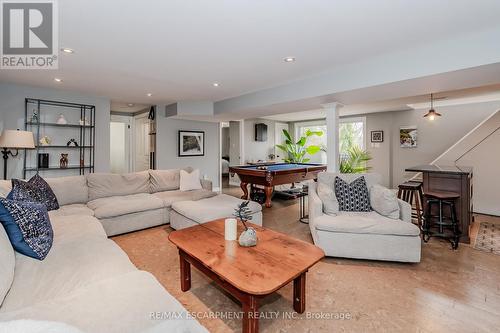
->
[371, 130, 384, 143]
[178, 130, 205, 157]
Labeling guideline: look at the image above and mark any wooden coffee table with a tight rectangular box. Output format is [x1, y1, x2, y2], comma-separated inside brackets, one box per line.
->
[168, 219, 324, 333]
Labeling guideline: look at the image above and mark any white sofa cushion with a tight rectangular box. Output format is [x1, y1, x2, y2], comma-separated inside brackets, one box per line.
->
[48, 204, 94, 218]
[171, 194, 262, 224]
[316, 181, 339, 216]
[0, 180, 11, 198]
[314, 211, 420, 237]
[0, 226, 15, 307]
[0, 320, 84, 333]
[87, 193, 164, 219]
[45, 176, 88, 205]
[370, 184, 400, 219]
[50, 215, 107, 243]
[1, 235, 137, 312]
[0, 271, 208, 333]
[87, 171, 150, 200]
[179, 169, 202, 191]
[149, 169, 180, 192]
[153, 189, 217, 208]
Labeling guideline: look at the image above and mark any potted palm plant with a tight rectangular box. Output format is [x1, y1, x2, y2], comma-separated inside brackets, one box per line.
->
[275, 129, 323, 162]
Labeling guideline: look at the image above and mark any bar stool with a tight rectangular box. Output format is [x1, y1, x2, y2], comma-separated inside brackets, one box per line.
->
[397, 181, 424, 228]
[423, 190, 461, 249]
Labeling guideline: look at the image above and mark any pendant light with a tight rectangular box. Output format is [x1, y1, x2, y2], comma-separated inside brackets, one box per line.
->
[423, 93, 442, 120]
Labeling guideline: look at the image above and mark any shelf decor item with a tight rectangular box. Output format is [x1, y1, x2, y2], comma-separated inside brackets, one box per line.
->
[23, 98, 95, 178]
[178, 130, 204, 157]
[39, 136, 52, 146]
[66, 139, 78, 147]
[38, 153, 49, 169]
[56, 114, 67, 125]
[59, 154, 68, 168]
[233, 201, 257, 247]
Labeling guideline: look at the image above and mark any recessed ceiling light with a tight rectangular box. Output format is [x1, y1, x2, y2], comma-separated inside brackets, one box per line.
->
[213, 82, 220, 87]
[146, 93, 152, 97]
[284, 57, 296, 62]
[127, 103, 134, 107]
[54, 78, 63, 83]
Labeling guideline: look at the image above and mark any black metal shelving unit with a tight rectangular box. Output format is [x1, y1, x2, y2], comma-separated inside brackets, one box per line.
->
[24, 98, 96, 178]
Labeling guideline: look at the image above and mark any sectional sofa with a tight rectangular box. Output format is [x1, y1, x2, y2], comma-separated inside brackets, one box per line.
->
[1, 168, 261, 332]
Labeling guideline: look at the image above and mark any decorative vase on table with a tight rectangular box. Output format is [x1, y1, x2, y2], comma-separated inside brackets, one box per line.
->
[233, 201, 257, 247]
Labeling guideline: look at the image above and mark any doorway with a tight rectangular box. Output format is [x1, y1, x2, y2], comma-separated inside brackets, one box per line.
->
[110, 115, 132, 173]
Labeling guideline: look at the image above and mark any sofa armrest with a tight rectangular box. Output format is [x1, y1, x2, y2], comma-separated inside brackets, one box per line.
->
[398, 199, 412, 223]
[308, 182, 323, 224]
[200, 179, 212, 191]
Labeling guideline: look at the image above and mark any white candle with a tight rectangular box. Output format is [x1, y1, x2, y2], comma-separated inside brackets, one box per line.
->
[224, 218, 237, 241]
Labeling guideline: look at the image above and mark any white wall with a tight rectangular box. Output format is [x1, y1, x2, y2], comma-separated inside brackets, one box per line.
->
[243, 118, 276, 163]
[0, 82, 111, 179]
[221, 127, 230, 158]
[155, 108, 220, 189]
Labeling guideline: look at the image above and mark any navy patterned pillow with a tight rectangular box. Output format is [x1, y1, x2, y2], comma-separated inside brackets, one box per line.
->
[334, 176, 371, 212]
[0, 198, 53, 260]
[8, 174, 59, 211]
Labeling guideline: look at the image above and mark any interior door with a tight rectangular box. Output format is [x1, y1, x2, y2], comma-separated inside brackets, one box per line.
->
[134, 113, 150, 172]
[274, 122, 289, 162]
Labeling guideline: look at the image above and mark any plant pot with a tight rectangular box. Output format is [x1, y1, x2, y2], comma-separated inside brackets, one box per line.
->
[238, 227, 257, 247]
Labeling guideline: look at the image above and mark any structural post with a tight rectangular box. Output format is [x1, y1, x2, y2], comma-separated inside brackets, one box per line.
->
[322, 102, 343, 172]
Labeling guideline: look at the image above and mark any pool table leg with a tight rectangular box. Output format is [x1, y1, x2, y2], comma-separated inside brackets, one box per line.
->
[240, 182, 249, 199]
[264, 186, 273, 208]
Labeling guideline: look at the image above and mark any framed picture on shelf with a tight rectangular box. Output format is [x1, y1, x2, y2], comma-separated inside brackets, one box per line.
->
[178, 130, 205, 157]
[370, 130, 384, 143]
[400, 126, 418, 148]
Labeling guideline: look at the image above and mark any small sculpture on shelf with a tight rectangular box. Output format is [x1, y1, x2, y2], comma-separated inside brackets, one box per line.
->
[66, 138, 79, 147]
[59, 153, 68, 168]
[233, 201, 257, 247]
[79, 117, 90, 126]
[56, 114, 67, 125]
[30, 109, 39, 123]
[39, 136, 51, 146]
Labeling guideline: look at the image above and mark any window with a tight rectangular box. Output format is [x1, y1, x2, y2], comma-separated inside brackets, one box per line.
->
[294, 117, 365, 163]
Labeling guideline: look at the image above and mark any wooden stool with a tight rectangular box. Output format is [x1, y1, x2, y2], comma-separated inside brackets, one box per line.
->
[423, 191, 461, 249]
[397, 181, 424, 228]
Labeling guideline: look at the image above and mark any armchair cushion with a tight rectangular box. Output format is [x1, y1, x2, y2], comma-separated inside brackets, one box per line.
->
[314, 211, 420, 237]
[334, 176, 371, 212]
[317, 181, 339, 216]
[369, 184, 400, 219]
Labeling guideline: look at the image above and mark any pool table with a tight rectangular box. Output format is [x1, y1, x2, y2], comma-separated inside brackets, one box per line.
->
[229, 163, 327, 208]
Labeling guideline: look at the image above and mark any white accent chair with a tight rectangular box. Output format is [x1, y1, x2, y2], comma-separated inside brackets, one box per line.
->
[308, 173, 421, 263]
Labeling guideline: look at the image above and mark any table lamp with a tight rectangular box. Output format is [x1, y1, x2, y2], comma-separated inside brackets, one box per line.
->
[0, 130, 35, 180]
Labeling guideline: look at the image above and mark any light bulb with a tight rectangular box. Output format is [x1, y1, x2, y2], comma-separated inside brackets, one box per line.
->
[429, 114, 435, 121]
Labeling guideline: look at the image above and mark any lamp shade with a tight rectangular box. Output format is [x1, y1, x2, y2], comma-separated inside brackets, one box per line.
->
[0, 130, 35, 149]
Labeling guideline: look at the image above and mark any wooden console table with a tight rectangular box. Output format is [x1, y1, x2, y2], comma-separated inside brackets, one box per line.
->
[405, 165, 473, 243]
[169, 219, 324, 333]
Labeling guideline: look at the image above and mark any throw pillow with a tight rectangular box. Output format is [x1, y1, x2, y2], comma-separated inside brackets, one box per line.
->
[370, 184, 400, 219]
[0, 198, 53, 260]
[334, 176, 371, 212]
[8, 174, 59, 211]
[179, 169, 202, 191]
[317, 181, 339, 216]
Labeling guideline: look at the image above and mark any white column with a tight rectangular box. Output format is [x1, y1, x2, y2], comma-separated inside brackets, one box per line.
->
[322, 102, 343, 172]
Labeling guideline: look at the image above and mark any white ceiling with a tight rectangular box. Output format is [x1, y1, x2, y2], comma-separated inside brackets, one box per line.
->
[110, 102, 150, 113]
[1, 0, 500, 107]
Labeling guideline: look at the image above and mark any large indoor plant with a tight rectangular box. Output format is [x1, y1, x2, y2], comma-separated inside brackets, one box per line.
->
[275, 129, 323, 163]
[339, 145, 372, 173]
